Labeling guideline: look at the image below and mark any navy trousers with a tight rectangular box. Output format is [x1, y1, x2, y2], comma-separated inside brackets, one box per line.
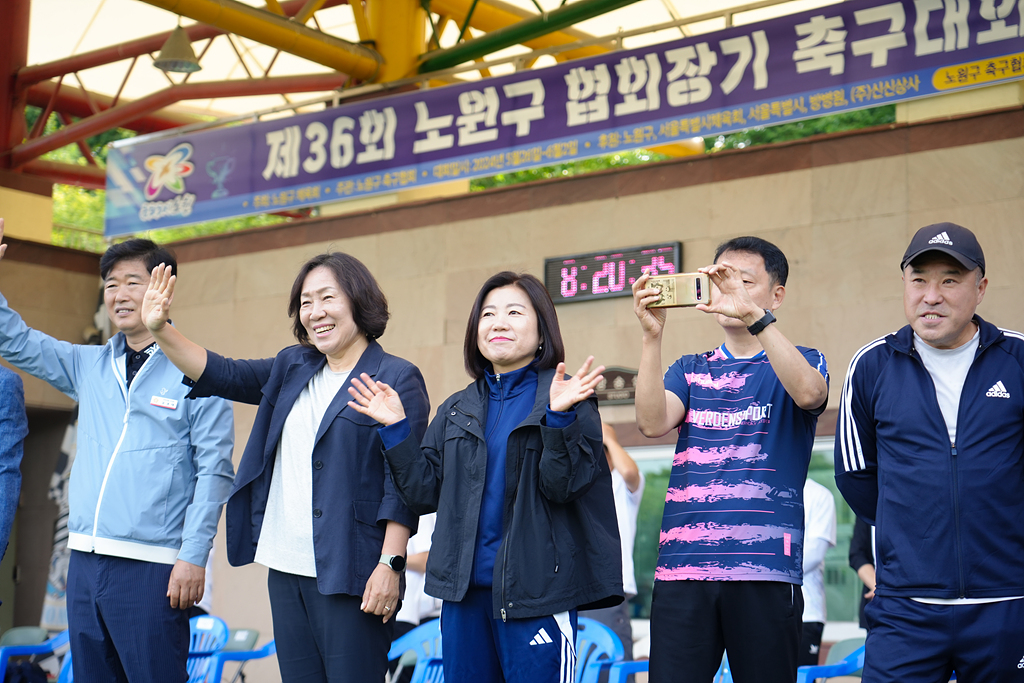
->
[267, 568, 395, 683]
[67, 550, 190, 683]
[440, 587, 577, 683]
[863, 596, 1024, 683]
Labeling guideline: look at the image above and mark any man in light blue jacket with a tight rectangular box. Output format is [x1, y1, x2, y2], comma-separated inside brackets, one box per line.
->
[0, 219, 234, 683]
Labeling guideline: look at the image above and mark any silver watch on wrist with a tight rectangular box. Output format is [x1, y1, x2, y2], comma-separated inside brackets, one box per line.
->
[379, 553, 406, 572]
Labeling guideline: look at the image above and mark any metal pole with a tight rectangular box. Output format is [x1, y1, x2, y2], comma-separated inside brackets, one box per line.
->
[10, 72, 349, 168]
[0, 0, 31, 167]
[419, 0, 642, 73]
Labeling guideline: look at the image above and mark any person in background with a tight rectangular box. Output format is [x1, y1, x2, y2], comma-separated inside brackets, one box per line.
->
[143, 253, 430, 683]
[391, 512, 442, 683]
[348, 271, 623, 683]
[0, 219, 235, 683]
[848, 517, 875, 631]
[0, 365, 28, 564]
[799, 479, 836, 667]
[581, 423, 645, 665]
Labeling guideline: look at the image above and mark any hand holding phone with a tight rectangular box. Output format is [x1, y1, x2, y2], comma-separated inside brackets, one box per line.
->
[646, 273, 711, 308]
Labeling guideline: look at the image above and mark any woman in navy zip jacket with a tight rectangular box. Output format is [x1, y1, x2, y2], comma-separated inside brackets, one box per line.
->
[349, 271, 623, 683]
[142, 253, 429, 683]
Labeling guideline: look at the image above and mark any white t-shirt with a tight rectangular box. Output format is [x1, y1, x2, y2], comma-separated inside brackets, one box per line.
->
[914, 330, 979, 447]
[612, 469, 645, 597]
[254, 365, 351, 577]
[800, 479, 836, 624]
[396, 513, 442, 625]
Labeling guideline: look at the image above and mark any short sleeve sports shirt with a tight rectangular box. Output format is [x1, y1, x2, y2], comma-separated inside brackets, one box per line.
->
[657, 345, 828, 584]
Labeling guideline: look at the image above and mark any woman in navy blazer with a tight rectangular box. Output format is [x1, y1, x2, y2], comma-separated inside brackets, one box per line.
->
[142, 252, 429, 683]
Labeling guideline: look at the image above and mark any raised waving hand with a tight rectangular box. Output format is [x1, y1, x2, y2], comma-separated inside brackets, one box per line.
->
[549, 356, 605, 413]
[142, 263, 177, 333]
[348, 373, 407, 426]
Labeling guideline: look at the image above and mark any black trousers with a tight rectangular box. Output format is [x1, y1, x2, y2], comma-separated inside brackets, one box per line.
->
[798, 621, 824, 667]
[648, 580, 803, 683]
[267, 569, 395, 683]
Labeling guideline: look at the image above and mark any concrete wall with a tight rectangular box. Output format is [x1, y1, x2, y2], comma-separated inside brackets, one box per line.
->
[156, 107, 1024, 679]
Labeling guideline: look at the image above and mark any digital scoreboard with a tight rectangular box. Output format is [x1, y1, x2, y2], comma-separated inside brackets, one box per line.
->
[544, 242, 681, 304]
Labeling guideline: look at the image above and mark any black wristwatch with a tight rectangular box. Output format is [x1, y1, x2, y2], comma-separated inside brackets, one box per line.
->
[379, 553, 406, 572]
[746, 309, 777, 336]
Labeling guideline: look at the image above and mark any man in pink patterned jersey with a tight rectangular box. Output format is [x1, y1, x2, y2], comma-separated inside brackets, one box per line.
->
[632, 236, 829, 683]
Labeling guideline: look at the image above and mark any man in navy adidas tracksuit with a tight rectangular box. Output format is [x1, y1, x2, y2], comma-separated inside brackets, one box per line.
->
[835, 223, 1024, 682]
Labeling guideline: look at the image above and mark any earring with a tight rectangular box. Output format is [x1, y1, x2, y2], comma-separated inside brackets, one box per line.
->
[537, 343, 543, 354]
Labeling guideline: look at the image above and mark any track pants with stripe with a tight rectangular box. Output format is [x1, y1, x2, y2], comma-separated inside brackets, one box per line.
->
[441, 587, 577, 683]
[863, 595, 1024, 683]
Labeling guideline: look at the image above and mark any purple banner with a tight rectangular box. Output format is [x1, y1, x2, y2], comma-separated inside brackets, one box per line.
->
[105, 0, 1024, 235]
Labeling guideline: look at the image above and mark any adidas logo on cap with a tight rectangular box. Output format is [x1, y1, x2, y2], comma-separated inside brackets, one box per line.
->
[928, 231, 954, 246]
[986, 381, 1010, 399]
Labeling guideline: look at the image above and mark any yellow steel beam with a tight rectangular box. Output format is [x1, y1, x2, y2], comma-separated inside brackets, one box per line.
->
[430, 0, 613, 62]
[474, 57, 491, 79]
[295, 0, 326, 24]
[264, 0, 284, 14]
[349, 0, 372, 42]
[431, 14, 453, 50]
[139, 0, 381, 79]
[367, 0, 425, 82]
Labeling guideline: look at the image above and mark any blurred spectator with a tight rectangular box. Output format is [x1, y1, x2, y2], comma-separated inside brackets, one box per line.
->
[799, 479, 836, 666]
[581, 424, 645, 667]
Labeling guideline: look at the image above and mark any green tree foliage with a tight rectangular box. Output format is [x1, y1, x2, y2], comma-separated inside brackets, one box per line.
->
[705, 104, 895, 151]
[470, 105, 896, 190]
[470, 148, 672, 190]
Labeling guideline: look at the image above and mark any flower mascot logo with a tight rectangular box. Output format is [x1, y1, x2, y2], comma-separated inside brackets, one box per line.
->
[138, 142, 198, 222]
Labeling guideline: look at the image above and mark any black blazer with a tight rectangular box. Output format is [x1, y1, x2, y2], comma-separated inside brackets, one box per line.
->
[187, 340, 429, 596]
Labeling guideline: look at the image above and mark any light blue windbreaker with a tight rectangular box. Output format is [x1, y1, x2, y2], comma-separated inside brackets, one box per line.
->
[0, 293, 234, 566]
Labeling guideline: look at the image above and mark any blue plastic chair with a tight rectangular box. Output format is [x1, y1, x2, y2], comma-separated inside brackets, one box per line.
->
[58, 650, 73, 683]
[795, 644, 865, 683]
[208, 640, 277, 683]
[187, 615, 229, 683]
[607, 652, 732, 683]
[388, 619, 442, 683]
[0, 629, 70, 674]
[575, 617, 625, 683]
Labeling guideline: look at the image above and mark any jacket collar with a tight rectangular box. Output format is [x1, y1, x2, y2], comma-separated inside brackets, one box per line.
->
[457, 366, 556, 427]
[887, 315, 1003, 356]
[484, 362, 538, 400]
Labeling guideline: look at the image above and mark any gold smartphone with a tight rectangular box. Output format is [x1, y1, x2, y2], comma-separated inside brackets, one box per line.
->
[646, 272, 711, 308]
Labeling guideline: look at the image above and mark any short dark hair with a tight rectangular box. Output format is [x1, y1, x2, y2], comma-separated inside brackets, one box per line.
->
[463, 272, 565, 380]
[714, 236, 789, 287]
[100, 239, 177, 279]
[287, 252, 389, 346]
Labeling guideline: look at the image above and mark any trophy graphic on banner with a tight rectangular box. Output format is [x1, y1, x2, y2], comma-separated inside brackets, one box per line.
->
[206, 157, 235, 199]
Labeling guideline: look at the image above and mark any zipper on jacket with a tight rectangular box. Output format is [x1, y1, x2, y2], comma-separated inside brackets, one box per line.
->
[486, 374, 504, 441]
[950, 441, 966, 598]
[499, 426, 523, 624]
[92, 346, 155, 546]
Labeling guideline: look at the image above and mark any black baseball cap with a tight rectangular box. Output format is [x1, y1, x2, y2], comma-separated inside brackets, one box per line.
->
[900, 222, 985, 275]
